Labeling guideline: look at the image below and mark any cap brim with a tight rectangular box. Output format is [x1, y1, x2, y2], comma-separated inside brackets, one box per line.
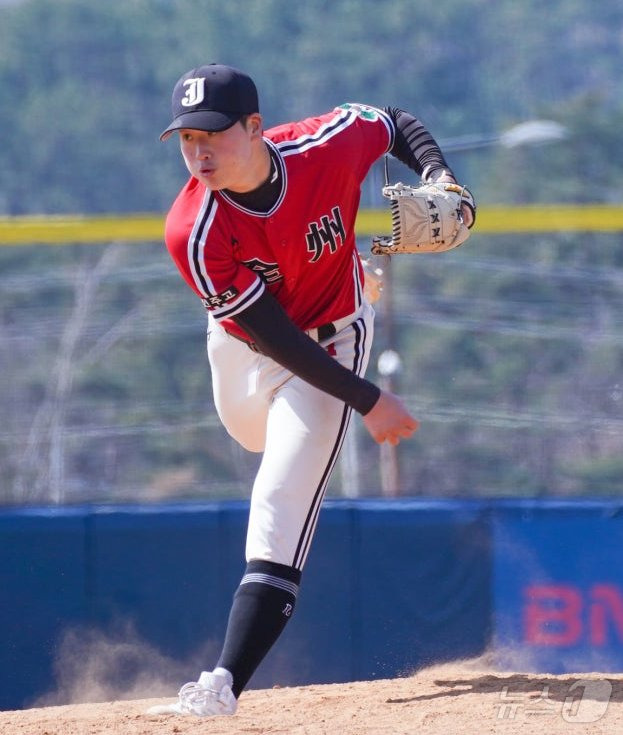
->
[159, 110, 241, 141]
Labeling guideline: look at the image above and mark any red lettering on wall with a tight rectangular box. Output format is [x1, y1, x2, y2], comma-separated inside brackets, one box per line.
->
[589, 584, 623, 645]
[523, 583, 623, 646]
[524, 585, 582, 646]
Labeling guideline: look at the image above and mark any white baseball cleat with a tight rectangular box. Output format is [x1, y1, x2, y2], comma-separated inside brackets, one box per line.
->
[146, 669, 237, 717]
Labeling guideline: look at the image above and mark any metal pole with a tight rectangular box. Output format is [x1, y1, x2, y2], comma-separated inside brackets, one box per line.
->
[377, 255, 402, 497]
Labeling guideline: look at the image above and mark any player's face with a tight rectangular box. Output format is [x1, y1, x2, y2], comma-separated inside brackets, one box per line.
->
[178, 116, 264, 192]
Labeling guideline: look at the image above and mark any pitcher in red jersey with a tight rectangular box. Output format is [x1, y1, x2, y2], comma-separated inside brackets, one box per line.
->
[149, 63, 473, 718]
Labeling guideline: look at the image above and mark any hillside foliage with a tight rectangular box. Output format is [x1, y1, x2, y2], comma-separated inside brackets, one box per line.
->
[1, 0, 622, 503]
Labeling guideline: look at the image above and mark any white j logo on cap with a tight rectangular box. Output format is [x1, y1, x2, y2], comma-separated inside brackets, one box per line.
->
[181, 77, 205, 107]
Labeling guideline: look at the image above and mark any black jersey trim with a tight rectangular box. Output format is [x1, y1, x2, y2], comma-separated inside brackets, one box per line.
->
[188, 189, 265, 316]
[188, 191, 218, 298]
[377, 106, 395, 152]
[212, 278, 265, 320]
[218, 140, 287, 217]
[276, 108, 357, 157]
[352, 251, 363, 309]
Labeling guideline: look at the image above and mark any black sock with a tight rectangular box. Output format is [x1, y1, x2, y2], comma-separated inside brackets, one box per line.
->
[216, 559, 301, 698]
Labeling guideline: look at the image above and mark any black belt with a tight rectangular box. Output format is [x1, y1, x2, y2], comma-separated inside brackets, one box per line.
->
[227, 320, 338, 352]
[316, 322, 338, 340]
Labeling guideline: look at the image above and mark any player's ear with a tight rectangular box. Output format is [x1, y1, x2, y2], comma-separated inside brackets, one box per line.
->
[246, 113, 263, 138]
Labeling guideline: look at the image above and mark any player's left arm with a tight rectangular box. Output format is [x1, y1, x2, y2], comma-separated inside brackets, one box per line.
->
[383, 106, 475, 227]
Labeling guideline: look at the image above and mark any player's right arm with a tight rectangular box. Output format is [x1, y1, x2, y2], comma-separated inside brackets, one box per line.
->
[361, 391, 419, 446]
[232, 290, 418, 444]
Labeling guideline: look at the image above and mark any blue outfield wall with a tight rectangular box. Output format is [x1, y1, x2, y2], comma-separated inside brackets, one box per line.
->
[1, 499, 622, 711]
[492, 500, 623, 674]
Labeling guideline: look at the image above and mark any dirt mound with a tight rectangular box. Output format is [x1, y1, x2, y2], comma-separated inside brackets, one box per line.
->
[2, 659, 622, 735]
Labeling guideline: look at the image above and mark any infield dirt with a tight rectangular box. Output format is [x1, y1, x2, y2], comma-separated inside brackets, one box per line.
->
[2, 660, 622, 734]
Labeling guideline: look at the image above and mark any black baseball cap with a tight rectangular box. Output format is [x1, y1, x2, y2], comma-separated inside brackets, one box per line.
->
[160, 64, 259, 141]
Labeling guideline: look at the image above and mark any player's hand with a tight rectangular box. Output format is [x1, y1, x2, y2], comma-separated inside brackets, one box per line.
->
[461, 202, 475, 228]
[362, 390, 419, 445]
[433, 171, 475, 228]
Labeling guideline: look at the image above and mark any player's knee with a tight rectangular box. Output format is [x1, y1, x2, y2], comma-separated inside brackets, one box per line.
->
[220, 413, 265, 452]
[230, 429, 265, 453]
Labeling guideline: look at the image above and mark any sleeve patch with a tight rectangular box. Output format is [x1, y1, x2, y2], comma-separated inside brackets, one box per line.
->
[202, 286, 240, 310]
[338, 102, 381, 122]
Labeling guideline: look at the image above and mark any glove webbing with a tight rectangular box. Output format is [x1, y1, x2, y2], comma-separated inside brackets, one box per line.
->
[389, 199, 402, 245]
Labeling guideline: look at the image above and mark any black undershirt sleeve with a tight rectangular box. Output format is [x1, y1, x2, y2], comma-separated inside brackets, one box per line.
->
[383, 106, 456, 182]
[231, 290, 380, 415]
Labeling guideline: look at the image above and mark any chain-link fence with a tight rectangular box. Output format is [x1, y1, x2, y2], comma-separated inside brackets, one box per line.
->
[2, 229, 622, 505]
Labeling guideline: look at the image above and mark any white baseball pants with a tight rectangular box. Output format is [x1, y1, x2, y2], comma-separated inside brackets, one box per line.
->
[207, 302, 374, 570]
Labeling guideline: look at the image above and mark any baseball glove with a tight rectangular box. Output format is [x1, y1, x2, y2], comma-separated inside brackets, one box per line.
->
[371, 181, 475, 255]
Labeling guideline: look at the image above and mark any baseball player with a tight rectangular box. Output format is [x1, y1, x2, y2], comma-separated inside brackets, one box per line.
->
[149, 64, 474, 718]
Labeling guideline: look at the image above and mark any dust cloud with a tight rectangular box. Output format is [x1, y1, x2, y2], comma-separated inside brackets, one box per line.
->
[32, 620, 219, 707]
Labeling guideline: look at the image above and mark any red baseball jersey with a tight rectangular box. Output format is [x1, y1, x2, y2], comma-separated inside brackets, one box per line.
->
[164, 104, 394, 340]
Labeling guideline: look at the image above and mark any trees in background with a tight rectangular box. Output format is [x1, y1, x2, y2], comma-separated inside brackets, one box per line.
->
[1, 0, 622, 501]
